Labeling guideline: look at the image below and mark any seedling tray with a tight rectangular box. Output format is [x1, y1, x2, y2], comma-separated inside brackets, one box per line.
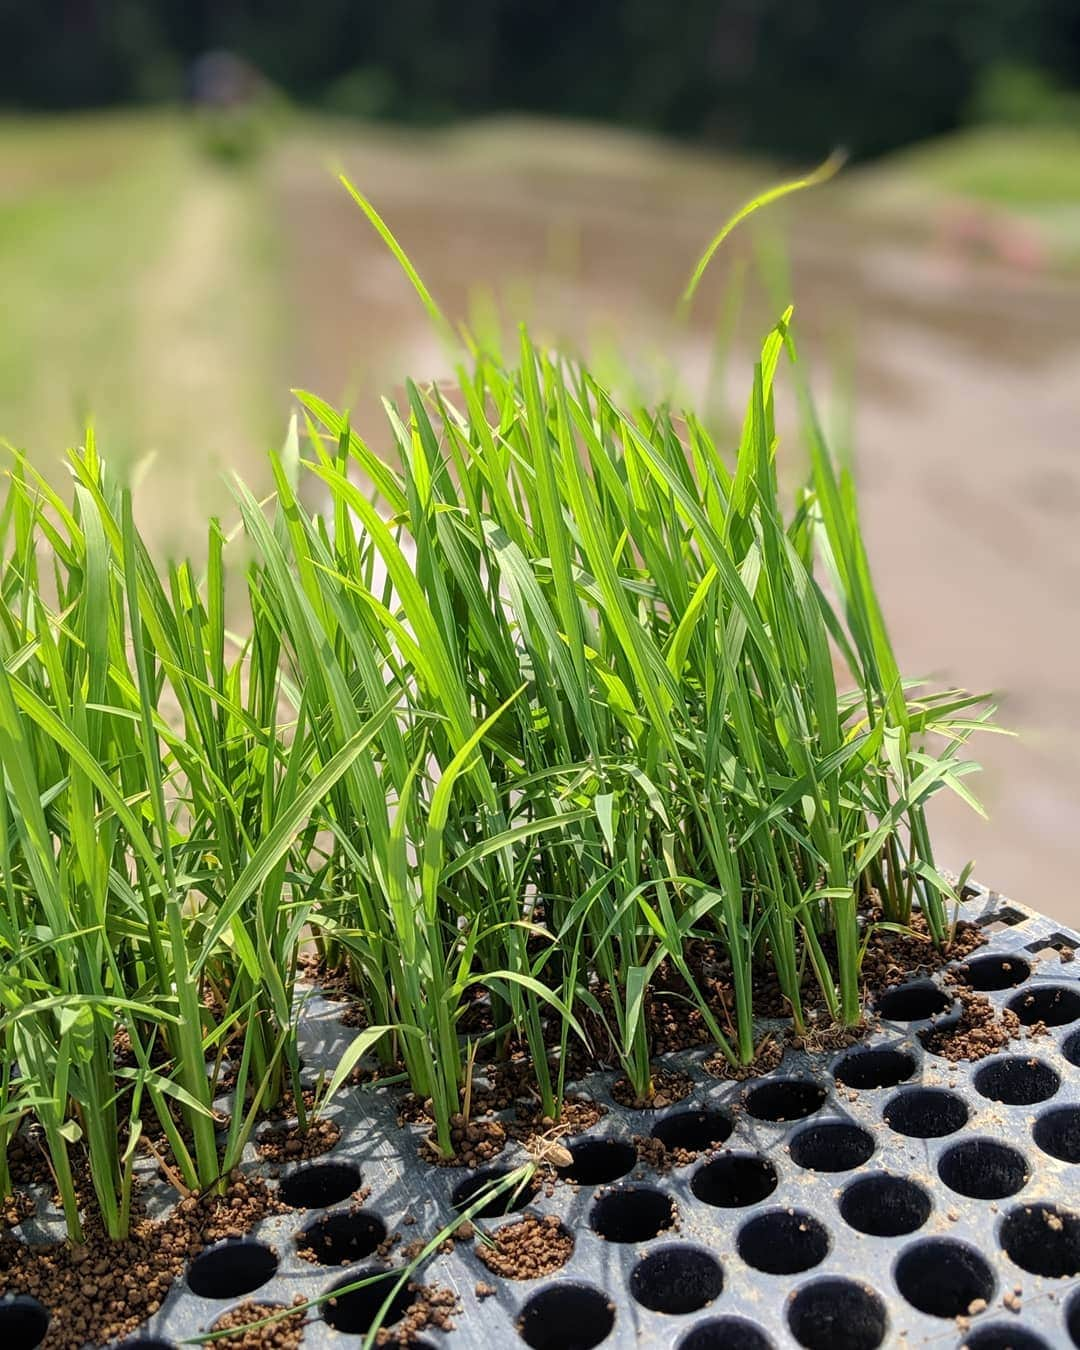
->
[5, 883, 1080, 1350]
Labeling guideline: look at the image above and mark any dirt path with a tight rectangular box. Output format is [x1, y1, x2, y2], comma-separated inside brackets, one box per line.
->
[132, 152, 280, 548]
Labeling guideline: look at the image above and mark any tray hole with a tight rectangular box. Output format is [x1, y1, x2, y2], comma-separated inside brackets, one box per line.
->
[299, 1210, 387, 1264]
[737, 1210, 827, 1275]
[630, 1245, 723, 1314]
[1065, 1029, 1080, 1067]
[691, 1153, 778, 1208]
[1026, 933, 1078, 964]
[1033, 1105, 1080, 1163]
[962, 1327, 1050, 1350]
[1007, 984, 1080, 1027]
[116, 1343, 177, 1349]
[974, 1056, 1060, 1105]
[745, 1079, 826, 1122]
[589, 1186, 674, 1242]
[938, 1139, 1029, 1199]
[678, 1318, 774, 1350]
[1001, 1203, 1080, 1278]
[787, 1278, 886, 1350]
[833, 1047, 915, 1090]
[883, 1087, 967, 1138]
[0, 1296, 50, 1350]
[875, 981, 951, 1022]
[187, 1240, 277, 1299]
[978, 906, 1027, 931]
[323, 1265, 415, 1334]
[517, 1282, 614, 1349]
[279, 1159, 361, 1209]
[1068, 1287, 1080, 1348]
[958, 954, 1032, 990]
[452, 1167, 533, 1218]
[894, 1238, 994, 1318]
[651, 1108, 732, 1153]
[839, 1174, 930, 1236]
[556, 1137, 637, 1185]
[788, 1121, 874, 1172]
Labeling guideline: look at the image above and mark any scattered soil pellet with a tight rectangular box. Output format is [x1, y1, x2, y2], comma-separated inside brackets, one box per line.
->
[474, 1214, 573, 1279]
[475, 1280, 496, 1299]
[633, 1134, 698, 1174]
[921, 980, 1020, 1061]
[377, 1282, 459, 1345]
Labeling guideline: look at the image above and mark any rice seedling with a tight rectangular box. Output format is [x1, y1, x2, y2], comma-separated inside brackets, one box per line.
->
[0, 445, 392, 1237]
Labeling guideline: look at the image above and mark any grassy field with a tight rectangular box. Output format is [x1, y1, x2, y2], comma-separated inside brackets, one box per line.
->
[0, 111, 282, 543]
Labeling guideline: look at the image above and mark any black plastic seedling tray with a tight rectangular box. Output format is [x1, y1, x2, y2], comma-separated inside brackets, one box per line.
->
[4, 882, 1080, 1350]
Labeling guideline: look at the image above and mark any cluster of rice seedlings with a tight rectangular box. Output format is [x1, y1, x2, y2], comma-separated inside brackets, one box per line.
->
[0, 172, 994, 1235]
[264, 303, 992, 1137]
[0, 444, 388, 1238]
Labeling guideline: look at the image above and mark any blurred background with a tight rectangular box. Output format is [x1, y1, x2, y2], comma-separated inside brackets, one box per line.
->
[2, 1, 1079, 926]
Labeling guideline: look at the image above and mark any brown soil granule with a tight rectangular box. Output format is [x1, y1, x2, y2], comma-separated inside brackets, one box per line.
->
[210, 1297, 307, 1350]
[256, 1116, 341, 1163]
[474, 1213, 572, 1280]
[507, 1095, 606, 1151]
[704, 1035, 785, 1081]
[7, 1129, 57, 1188]
[397, 1094, 434, 1126]
[860, 911, 984, 993]
[297, 953, 355, 1000]
[920, 980, 1021, 1062]
[374, 1281, 459, 1346]
[0, 1171, 284, 1350]
[1, 1188, 36, 1230]
[611, 1068, 692, 1110]
[337, 1000, 368, 1029]
[632, 1135, 698, 1174]
[419, 1116, 506, 1168]
[475, 1280, 497, 1299]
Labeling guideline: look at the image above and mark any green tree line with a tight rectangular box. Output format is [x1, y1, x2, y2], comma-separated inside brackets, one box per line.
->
[4, 0, 1080, 158]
